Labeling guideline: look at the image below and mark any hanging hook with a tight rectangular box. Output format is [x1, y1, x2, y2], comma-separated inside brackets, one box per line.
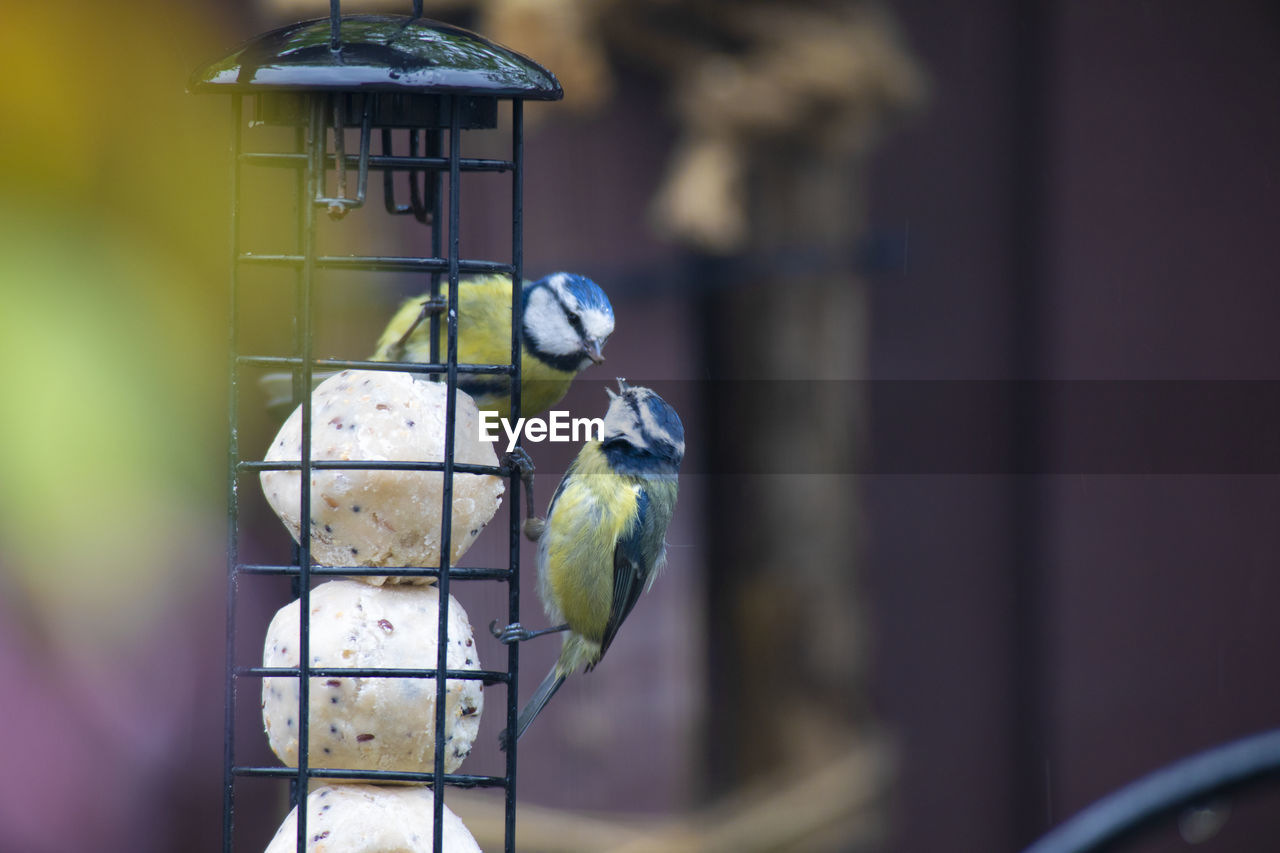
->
[381, 128, 436, 225]
[315, 94, 372, 219]
[332, 96, 348, 204]
[407, 129, 433, 224]
[381, 129, 410, 216]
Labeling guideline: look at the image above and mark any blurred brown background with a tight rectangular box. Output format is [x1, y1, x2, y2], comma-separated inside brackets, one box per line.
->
[3, 1, 1280, 851]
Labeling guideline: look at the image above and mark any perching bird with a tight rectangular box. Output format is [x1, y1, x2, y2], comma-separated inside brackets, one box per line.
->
[260, 272, 615, 420]
[492, 379, 684, 747]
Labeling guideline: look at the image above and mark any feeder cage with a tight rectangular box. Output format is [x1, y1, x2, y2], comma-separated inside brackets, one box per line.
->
[191, 6, 562, 852]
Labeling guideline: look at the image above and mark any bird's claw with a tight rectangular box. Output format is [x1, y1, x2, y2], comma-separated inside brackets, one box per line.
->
[419, 295, 448, 314]
[501, 448, 540, 531]
[502, 448, 535, 479]
[489, 620, 536, 645]
[389, 297, 448, 357]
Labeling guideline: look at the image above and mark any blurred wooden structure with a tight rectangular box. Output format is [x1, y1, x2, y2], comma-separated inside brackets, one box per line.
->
[448, 739, 891, 852]
[867, 1, 1280, 851]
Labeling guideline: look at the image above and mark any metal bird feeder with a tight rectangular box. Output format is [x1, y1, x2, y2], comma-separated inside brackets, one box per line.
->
[192, 5, 561, 851]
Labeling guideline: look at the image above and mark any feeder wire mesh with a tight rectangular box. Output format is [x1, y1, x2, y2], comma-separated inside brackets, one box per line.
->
[213, 10, 545, 847]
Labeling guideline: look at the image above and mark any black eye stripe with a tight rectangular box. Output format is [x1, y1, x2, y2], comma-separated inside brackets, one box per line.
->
[626, 394, 656, 445]
[553, 288, 584, 330]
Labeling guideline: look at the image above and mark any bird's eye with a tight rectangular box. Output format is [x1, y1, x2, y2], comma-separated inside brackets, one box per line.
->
[566, 311, 581, 325]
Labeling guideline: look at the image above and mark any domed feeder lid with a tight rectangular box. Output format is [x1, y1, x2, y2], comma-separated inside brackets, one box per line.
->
[190, 15, 562, 99]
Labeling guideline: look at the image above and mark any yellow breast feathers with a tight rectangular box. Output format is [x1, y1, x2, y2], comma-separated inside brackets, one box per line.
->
[541, 443, 641, 643]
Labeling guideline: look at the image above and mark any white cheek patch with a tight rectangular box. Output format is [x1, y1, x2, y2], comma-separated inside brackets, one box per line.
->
[524, 288, 579, 356]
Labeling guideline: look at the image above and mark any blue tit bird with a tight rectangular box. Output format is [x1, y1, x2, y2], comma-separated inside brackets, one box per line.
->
[260, 272, 614, 420]
[492, 379, 685, 747]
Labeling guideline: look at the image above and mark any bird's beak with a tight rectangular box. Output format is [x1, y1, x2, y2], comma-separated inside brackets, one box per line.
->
[584, 338, 606, 364]
[616, 378, 631, 393]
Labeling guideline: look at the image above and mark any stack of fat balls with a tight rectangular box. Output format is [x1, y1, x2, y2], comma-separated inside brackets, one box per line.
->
[257, 272, 686, 851]
[259, 369, 497, 853]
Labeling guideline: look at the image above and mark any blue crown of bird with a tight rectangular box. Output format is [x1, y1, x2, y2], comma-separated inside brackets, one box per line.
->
[492, 379, 684, 747]
[259, 272, 615, 420]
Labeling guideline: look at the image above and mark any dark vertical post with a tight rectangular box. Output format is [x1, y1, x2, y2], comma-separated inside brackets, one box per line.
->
[1009, 0, 1053, 845]
[294, 94, 323, 853]
[427, 127, 443, 364]
[223, 93, 244, 853]
[327, 0, 341, 53]
[432, 94, 464, 853]
[504, 97, 524, 853]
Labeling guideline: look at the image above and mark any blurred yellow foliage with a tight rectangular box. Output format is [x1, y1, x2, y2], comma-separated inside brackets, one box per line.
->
[0, 2, 233, 647]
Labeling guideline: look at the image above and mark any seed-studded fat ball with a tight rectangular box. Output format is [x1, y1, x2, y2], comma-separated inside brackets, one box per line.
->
[261, 370, 504, 584]
[262, 580, 483, 777]
[263, 784, 481, 853]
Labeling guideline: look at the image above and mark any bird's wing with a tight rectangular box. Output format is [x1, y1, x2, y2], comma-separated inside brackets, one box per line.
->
[369, 274, 515, 364]
[596, 487, 653, 662]
[543, 460, 575, 518]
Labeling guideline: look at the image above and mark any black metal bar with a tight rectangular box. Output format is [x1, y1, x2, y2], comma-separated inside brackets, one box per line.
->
[355, 101, 372, 206]
[427, 126, 442, 268]
[327, 0, 341, 52]
[381, 129, 407, 215]
[332, 95, 346, 201]
[242, 151, 513, 173]
[222, 93, 244, 853]
[504, 96, 525, 853]
[432, 93, 464, 853]
[286, 115, 308, 846]
[238, 460, 505, 476]
[428, 130, 448, 850]
[293, 94, 323, 853]
[428, 128, 444, 365]
[236, 355, 515, 376]
[238, 564, 513, 581]
[1023, 728, 1280, 853]
[407, 130, 431, 224]
[233, 767, 508, 788]
[238, 665, 510, 683]
[239, 253, 514, 275]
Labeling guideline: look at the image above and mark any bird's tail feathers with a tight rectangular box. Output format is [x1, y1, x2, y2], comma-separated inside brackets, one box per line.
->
[499, 666, 566, 751]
